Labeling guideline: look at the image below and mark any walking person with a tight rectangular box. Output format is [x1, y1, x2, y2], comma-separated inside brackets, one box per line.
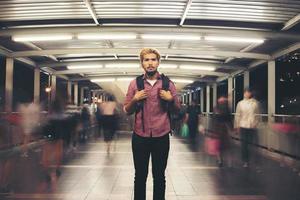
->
[124, 48, 180, 200]
[99, 95, 117, 155]
[234, 88, 260, 168]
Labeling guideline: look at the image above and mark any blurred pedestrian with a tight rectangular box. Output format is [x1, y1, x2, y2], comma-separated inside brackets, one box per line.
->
[234, 88, 260, 167]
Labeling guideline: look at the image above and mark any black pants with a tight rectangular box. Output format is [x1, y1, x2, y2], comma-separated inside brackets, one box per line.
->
[132, 133, 170, 200]
[240, 128, 255, 163]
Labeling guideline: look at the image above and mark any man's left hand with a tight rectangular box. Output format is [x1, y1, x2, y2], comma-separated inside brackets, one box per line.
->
[159, 90, 173, 102]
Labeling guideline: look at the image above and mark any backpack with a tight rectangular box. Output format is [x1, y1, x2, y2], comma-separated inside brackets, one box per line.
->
[135, 74, 173, 134]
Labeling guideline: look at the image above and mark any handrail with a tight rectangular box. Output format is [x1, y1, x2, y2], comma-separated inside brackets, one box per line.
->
[0, 139, 46, 160]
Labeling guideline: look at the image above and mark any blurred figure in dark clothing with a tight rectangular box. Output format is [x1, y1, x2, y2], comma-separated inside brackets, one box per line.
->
[187, 100, 200, 142]
[80, 106, 90, 143]
[212, 96, 233, 167]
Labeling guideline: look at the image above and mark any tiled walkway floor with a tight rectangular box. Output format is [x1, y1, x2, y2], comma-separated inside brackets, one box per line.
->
[2, 133, 300, 200]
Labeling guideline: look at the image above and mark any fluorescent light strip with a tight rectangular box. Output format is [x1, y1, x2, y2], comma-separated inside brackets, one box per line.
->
[172, 79, 194, 84]
[205, 36, 264, 43]
[12, 34, 73, 42]
[78, 33, 136, 40]
[141, 34, 200, 40]
[67, 65, 103, 70]
[179, 65, 216, 71]
[159, 64, 178, 69]
[91, 78, 115, 82]
[105, 63, 140, 68]
[116, 77, 135, 81]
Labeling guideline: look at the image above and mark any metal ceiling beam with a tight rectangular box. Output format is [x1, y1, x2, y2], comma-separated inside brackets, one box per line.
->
[0, 45, 11, 57]
[225, 43, 262, 63]
[246, 42, 300, 70]
[282, 14, 300, 31]
[0, 45, 37, 67]
[53, 68, 228, 77]
[180, 0, 193, 26]
[271, 42, 300, 59]
[83, 0, 99, 25]
[2, 27, 300, 41]
[39, 60, 244, 70]
[23, 42, 58, 61]
[16, 57, 37, 67]
[11, 48, 271, 60]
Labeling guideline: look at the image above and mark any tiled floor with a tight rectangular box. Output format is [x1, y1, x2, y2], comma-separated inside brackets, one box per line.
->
[2, 133, 300, 200]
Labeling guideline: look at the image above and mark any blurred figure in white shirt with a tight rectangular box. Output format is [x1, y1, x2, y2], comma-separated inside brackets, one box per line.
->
[234, 88, 260, 167]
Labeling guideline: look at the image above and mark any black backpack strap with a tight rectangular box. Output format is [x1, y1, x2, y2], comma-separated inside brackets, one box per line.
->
[135, 74, 145, 132]
[160, 74, 173, 135]
[161, 74, 170, 91]
[136, 74, 144, 91]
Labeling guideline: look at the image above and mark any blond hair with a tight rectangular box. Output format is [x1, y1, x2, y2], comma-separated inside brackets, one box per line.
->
[139, 48, 161, 63]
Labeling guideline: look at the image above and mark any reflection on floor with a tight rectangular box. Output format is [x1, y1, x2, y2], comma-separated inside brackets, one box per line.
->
[2, 132, 300, 200]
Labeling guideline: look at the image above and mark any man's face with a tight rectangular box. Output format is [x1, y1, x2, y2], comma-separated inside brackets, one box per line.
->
[141, 53, 159, 75]
[244, 91, 252, 99]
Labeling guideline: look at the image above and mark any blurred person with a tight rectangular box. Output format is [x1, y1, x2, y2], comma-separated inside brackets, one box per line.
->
[41, 99, 66, 190]
[99, 95, 117, 154]
[212, 96, 233, 167]
[187, 100, 200, 143]
[80, 105, 90, 143]
[234, 88, 260, 168]
[124, 48, 180, 200]
[0, 118, 14, 193]
[95, 103, 103, 138]
[18, 102, 41, 157]
[173, 100, 187, 135]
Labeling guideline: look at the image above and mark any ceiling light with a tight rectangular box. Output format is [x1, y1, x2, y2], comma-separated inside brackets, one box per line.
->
[67, 65, 103, 70]
[159, 64, 178, 69]
[12, 34, 73, 42]
[78, 33, 136, 40]
[141, 34, 200, 40]
[116, 77, 135, 81]
[105, 63, 140, 68]
[205, 36, 264, 43]
[172, 79, 194, 83]
[91, 78, 115, 82]
[179, 65, 216, 71]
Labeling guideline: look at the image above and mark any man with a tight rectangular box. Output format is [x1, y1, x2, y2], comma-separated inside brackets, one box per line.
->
[234, 88, 260, 168]
[124, 48, 180, 200]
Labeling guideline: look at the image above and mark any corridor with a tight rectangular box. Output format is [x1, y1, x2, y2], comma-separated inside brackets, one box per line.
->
[2, 132, 300, 200]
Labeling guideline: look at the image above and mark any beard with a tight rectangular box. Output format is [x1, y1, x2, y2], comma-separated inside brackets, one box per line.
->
[146, 70, 157, 77]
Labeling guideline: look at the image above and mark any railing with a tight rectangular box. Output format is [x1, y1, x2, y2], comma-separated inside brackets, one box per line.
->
[199, 113, 300, 163]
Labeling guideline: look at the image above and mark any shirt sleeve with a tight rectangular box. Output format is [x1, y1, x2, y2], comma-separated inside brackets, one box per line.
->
[234, 101, 241, 128]
[123, 80, 136, 114]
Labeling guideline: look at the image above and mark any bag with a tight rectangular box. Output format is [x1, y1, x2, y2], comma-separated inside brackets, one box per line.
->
[205, 137, 220, 156]
[180, 123, 189, 137]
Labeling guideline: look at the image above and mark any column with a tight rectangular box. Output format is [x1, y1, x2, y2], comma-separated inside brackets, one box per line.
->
[200, 89, 204, 113]
[244, 70, 250, 89]
[227, 77, 233, 112]
[34, 68, 40, 104]
[74, 82, 78, 106]
[80, 87, 84, 105]
[268, 61, 276, 122]
[5, 58, 13, 112]
[51, 75, 56, 102]
[213, 83, 217, 107]
[206, 85, 210, 113]
[67, 81, 72, 103]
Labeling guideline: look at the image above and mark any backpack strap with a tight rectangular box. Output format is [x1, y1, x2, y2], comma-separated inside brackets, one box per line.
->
[160, 74, 173, 135]
[135, 74, 145, 132]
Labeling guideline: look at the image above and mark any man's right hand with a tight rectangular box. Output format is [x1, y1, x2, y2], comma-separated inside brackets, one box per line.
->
[133, 90, 148, 102]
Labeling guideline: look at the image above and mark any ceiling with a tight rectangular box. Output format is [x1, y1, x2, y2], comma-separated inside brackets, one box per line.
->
[0, 0, 300, 101]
